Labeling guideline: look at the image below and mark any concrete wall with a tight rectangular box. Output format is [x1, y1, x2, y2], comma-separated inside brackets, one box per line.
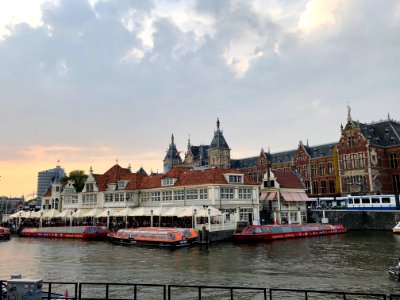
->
[308, 210, 400, 230]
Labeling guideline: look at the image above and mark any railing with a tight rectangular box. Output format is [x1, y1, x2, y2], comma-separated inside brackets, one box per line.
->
[2, 281, 400, 300]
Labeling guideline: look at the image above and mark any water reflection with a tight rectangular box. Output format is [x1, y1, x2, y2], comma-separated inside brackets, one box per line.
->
[1, 231, 400, 295]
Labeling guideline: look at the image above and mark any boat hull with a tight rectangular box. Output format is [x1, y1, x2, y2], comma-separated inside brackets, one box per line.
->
[20, 226, 109, 240]
[108, 227, 195, 247]
[0, 227, 11, 240]
[234, 224, 347, 242]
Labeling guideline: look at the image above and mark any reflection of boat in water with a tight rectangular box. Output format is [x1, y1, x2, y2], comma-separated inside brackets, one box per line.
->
[388, 258, 400, 280]
[393, 222, 400, 233]
[0, 227, 11, 240]
[108, 227, 197, 247]
[233, 223, 347, 241]
[20, 226, 109, 239]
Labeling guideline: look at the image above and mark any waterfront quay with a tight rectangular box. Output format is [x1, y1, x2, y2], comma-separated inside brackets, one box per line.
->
[2, 230, 400, 298]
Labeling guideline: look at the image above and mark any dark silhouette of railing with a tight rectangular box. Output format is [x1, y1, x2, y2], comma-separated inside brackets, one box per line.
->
[2, 280, 400, 299]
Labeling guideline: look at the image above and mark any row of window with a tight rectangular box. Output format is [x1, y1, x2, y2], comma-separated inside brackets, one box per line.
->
[305, 180, 336, 195]
[141, 189, 209, 202]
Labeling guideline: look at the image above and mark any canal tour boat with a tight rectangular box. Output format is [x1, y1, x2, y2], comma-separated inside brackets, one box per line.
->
[137, 227, 199, 243]
[0, 227, 11, 240]
[233, 223, 347, 242]
[108, 227, 196, 247]
[20, 226, 109, 239]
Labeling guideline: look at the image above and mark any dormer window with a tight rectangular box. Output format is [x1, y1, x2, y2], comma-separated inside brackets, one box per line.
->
[226, 174, 243, 183]
[162, 178, 176, 186]
[86, 183, 94, 192]
[117, 180, 128, 189]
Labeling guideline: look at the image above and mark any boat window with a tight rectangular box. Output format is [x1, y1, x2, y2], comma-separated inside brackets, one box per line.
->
[354, 198, 360, 204]
[348, 199, 353, 204]
[382, 198, 391, 203]
[246, 228, 256, 234]
[292, 227, 301, 232]
[282, 227, 292, 233]
[262, 227, 270, 233]
[301, 227, 310, 231]
[271, 227, 282, 233]
[254, 227, 262, 233]
[371, 198, 380, 204]
[362, 198, 370, 204]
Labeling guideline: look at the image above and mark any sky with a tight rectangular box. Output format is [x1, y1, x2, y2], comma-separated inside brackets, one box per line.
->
[0, 0, 399, 198]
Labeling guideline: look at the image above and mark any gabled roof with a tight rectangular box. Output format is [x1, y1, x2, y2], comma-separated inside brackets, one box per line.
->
[43, 186, 52, 197]
[140, 167, 257, 189]
[273, 170, 304, 189]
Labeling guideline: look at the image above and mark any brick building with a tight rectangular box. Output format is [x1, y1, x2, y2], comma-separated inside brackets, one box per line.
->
[164, 110, 400, 197]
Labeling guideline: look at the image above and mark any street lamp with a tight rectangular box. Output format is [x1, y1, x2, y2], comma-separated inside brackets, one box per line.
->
[192, 208, 197, 228]
[150, 209, 153, 227]
[107, 210, 110, 230]
[202, 205, 208, 225]
[207, 208, 211, 231]
[70, 211, 73, 227]
[40, 211, 43, 228]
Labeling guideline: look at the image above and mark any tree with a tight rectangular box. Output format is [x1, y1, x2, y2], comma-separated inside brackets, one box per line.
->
[62, 170, 88, 192]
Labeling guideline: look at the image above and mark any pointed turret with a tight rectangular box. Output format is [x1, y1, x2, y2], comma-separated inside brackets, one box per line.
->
[208, 118, 231, 168]
[163, 133, 182, 173]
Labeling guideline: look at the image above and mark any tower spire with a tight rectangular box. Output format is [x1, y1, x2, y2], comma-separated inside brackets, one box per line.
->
[171, 133, 174, 145]
[217, 118, 220, 130]
[347, 103, 352, 122]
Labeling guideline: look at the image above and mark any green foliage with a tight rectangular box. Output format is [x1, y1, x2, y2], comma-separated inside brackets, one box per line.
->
[63, 170, 88, 192]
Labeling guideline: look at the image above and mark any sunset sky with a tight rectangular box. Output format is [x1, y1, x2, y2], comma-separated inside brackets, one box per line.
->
[1, 0, 399, 198]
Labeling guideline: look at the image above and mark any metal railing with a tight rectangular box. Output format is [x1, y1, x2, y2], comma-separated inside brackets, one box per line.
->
[3, 280, 400, 300]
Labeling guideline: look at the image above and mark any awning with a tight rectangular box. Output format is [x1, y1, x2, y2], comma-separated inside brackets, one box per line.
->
[43, 209, 60, 219]
[96, 209, 122, 218]
[56, 209, 73, 218]
[267, 192, 277, 201]
[83, 208, 105, 218]
[114, 208, 136, 217]
[281, 191, 309, 202]
[72, 209, 91, 218]
[260, 192, 268, 201]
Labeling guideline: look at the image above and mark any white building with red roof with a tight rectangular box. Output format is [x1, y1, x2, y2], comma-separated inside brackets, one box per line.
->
[54, 164, 260, 229]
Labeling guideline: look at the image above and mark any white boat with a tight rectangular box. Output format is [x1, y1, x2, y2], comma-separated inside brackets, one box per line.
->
[392, 222, 400, 233]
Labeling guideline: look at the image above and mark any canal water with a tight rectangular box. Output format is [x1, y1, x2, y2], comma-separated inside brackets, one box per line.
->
[1, 231, 400, 298]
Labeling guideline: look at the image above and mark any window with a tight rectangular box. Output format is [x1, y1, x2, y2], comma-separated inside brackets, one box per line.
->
[227, 175, 243, 183]
[186, 189, 198, 200]
[174, 190, 184, 201]
[311, 165, 316, 177]
[221, 188, 234, 199]
[321, 181, 327, 194]
[56, 186, 60, 192]
[319, 164, 325, 176]
[390, 153, 398, 169]
[105, 193, 113, 202]
[142, 192, 150, 202]
[393, 175, 400, 193]
[86, 183, 94, 192]
[371, 198, 380, 204]
[312, 181, 319, 194]
[199, 189, 208, 200]
[305, 181, 311, 194]
[117, 181, 128, 189]
[382, 198, 391, 204]
[115, 193, 124, 202]
[162, 178, 175, 186]
[263, 180, 275, 188]
[161, 191, 172, 201]
[327, 163, 333, 175]
[150, 192, 160, 202]
[361, 198, 370, 204]
[348, 136, 355, 147]
[239, 188, 252, 199]
[329, 180, 335, 194]
[354, 198, 360, 204]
